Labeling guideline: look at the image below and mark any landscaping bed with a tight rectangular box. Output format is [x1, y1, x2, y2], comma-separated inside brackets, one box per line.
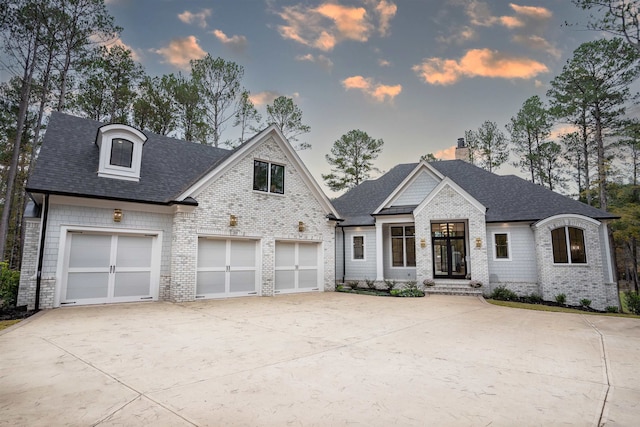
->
[336, 280, 425, 298]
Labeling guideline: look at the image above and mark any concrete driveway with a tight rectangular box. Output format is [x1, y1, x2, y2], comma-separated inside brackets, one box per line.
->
[1, 293, 639, 426]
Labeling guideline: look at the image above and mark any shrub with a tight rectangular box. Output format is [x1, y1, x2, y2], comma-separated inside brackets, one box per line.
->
[490, 286, 518, 301]
[403, 281, 418, 290]
[580, 298, 592, 308]
[527, 293, 543, 304]
[365, 278, 376, 290]
[384, 279, 397, 291]
[0, 262, 20, 309]
[555, 293, 567, 305]
[391, 288, 425, 297]
[422, 279, 435, 287]
[347, 281, 359, 289]
[624, 291, 640, 315]
[605, 306, 619, 313]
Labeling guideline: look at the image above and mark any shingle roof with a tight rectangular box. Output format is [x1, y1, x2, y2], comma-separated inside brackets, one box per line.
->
[333, 160, 617, 225]
[27, 112, 232, 204]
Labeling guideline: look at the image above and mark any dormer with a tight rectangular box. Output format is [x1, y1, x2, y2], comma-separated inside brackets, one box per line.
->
[96, 123, 147, 181]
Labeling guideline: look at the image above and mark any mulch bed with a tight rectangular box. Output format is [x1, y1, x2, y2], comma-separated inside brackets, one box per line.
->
[0, 306, 36, 321]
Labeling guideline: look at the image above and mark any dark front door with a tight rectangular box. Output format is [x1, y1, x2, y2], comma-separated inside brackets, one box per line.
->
[431, 222, 466, 279]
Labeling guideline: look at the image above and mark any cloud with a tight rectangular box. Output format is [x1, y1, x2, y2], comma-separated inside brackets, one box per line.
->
[509, 4, 552, 20]
[434, 146, 456, 160]
[153, 36, 206, 69]
[463, 1, 551, 29]
[90, 34, 141, 62]
[212, 29, 248, 53]
[296, 53, 334, 71]
[275, 1, 396, 51]
[512, 34, 561, 59]
[437, 25, 477, 45]
[412, 48, 548, 85]
[249, 91, 281, 106]
[178, 9, 212, 28]
[378, 58, 391, 67]
[342, 75, 402, 102]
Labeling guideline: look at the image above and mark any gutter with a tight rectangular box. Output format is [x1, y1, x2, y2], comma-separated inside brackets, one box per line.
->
[34, 193, 49, 312]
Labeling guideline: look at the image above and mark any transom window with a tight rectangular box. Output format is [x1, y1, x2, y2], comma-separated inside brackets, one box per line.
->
[391, 226, 415, 267]
[353, 236, 364, 260]
[110, 138, 134, 168]
[551, 226, 586, 264]
[253, 160, 284, 194]
[494, 233, 509, 260]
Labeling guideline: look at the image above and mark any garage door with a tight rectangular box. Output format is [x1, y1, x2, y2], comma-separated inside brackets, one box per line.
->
[62, 232, 157, 306]
[196, 238, 258, 298]
[275, 241, 320, 293]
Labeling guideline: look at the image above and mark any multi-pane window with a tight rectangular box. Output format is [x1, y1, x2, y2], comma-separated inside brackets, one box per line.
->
[253, 160, 284, 194]
[110, 138, 134, 168]
[353, 236, 364, 260]
[391, 226, 416, 267]
[494, 233, 509, 259]
[551, 226, 586, 264]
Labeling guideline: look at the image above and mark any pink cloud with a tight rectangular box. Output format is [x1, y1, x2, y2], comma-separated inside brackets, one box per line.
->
[153, 36, 206, 69]
[212, 29, 247, 52]
[178, 9, 212, 28]
[342, 75, 402, 102]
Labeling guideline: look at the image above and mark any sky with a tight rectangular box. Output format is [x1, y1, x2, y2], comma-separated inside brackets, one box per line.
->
[70, 1, 610, 195]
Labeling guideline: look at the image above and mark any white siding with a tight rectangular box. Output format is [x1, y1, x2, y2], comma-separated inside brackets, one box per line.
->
[486, 223, 537, 283]
[393, 170, 439, 206]
[338, 227, 377, 281]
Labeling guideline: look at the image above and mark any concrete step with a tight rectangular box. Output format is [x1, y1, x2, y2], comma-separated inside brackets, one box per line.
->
[424, 285, 483, 296]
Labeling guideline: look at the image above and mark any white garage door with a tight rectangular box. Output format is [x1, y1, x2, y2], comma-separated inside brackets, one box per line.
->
[275, 241, 320, 293]
[196, 238, 258, 298]
[62, 232, 157, 306]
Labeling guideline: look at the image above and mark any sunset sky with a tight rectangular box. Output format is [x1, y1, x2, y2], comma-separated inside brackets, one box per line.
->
[70, 2, 607, 194]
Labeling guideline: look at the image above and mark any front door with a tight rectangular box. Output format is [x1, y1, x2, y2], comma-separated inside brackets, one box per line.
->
[431, 222, 467, 279]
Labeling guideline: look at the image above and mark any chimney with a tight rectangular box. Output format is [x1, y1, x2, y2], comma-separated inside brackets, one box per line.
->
[455, 137, 469, 162]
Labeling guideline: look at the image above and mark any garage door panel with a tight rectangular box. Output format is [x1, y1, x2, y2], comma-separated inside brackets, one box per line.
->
[275, 270, 295, 290]
[116, 236, 152, 268]
[298, 244, 317, 267]
[197, 271, 226, 294]
[197, 240, 226, 268]
[69, 234, 111, 268]
[230, 240, 256, 267]
[229, 271, 256, 293]
[66, 272, 109, 299]
[114, 272, 152, 297]
[298, 270, 318, 289]
[275, 243, 295, 267]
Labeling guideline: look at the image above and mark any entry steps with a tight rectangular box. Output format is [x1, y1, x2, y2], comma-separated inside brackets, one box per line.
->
[424, 283, 484, 296]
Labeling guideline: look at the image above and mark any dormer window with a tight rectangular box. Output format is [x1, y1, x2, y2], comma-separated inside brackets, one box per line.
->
[96, 124, 147, 182]
[110, 138, 134, 168]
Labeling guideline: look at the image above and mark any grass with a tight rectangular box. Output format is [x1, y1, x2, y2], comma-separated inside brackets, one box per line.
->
[487, 299, 640, 318]
[0, 319, 21, 331]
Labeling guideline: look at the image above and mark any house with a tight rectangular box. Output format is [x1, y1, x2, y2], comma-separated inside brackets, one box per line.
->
[18, 112, 339, 309]
[332, 146, 620, 311]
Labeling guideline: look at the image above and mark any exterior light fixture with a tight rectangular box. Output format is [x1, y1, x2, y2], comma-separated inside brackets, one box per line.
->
[298, 221, 305, 232]
[113, 209, 123, 222]
[230, 215, 238, 227]
[475, 237, 482, 248]
[420, 238, 426, 248]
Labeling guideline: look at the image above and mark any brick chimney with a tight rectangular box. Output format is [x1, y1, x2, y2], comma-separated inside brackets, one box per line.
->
[455, 137, 469, 162]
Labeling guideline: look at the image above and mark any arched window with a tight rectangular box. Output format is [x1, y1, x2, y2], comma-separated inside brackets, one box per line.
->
[551, 226, 586, 264]
[110, 138, 134, 168]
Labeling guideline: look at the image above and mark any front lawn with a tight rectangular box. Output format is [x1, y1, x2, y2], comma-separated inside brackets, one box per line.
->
[487, 299, 640, 318]
[0, 319, 21, 331]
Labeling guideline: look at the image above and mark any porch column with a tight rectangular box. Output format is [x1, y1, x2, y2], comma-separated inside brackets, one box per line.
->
[376, 221, 384, 281]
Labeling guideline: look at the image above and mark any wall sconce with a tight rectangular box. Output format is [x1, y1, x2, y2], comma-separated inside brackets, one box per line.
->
[229, 215, 237, 227]
[475, 237, 482, 248]
[298, 221, 305, 232]
[113, 209, 123, 222]
[420, 238, 426, 248]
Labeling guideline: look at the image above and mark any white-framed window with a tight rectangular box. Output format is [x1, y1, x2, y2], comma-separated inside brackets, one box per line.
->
[492, 232, 511, 261]
[253, 160, 285, 194]
[551, 226, 587, 264]
[96, 124, 147, 182]
[352, 235, 365, 261]
[391, 225, 416, 267]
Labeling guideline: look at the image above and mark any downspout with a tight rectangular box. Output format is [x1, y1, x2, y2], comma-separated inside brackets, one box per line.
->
[341, 226, 346, 283]
[34, 193, 49, 312]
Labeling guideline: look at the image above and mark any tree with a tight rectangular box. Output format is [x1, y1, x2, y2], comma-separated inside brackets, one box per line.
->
[420, 153, 439, 162]
[133, 74, 178, 135]
[465, 121, 509, 172]
[266, 96, 311, 150]
[170, 73, 205, 143]
[234, 90, 262, 146]
[506, 95, 552, 184]
[75, 44, 143, 124]
[537, 141, 566, 191]
[618, 119, 640, 185]
[609, 183, 640, 291]
[322, 130, 384, 192]
[190, 54, 243, 147]
[547, 38, 640, 210]
[572, 0, 640, 54]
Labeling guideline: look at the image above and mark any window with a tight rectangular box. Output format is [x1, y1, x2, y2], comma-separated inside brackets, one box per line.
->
[551, 226, 586, 264]
[353, 236, 364, 260]
[110, 138, 134, 168]
[253, 160, 284, 194]
[494, 233, 509, 260]
[391, 226, 415, 267]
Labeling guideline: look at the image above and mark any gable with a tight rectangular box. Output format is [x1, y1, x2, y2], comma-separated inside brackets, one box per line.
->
[414, 177, 486, 217]
[391, 169, 441, 206]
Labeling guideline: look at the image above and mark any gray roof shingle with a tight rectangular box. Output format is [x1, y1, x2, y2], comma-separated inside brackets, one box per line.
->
[27, 112, 232, 204]
[333, 160, 617, 225]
